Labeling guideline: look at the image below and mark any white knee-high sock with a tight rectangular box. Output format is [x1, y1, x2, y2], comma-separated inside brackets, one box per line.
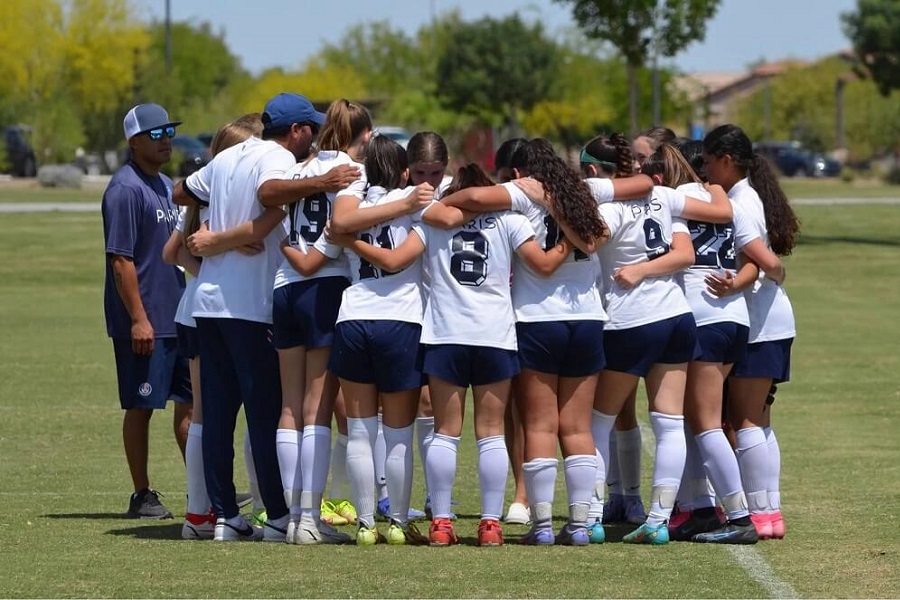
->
[427, 433, 460, 519]
[617, 427, 643, 498]
[374, 414, 388, 501]
[696, 428, 749, 521]
[590, 410, 617, 520]
[647, 413, 686, 527]
[736, 426, 771, 515]
[383, 424, 414, 526]
[300, 425, 331, 520]
[476, 435, 508, 521]
[683, 422, 715, 510]
[347, 417, 378, 528]
[564, 454, 597, 527]
[523, 458, 558, 529]
[244, 431, 264, 512]
[276, 428, 301, 515]
[416, 416, 434, 495]
[329, 433, 350, 499]
[764, 426, 781, 511]
[186, 423, 210, 514]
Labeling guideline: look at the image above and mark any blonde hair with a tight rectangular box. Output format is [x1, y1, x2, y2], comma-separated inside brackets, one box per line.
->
[317, 99, 372, 153]
[642, 143, 702, 187]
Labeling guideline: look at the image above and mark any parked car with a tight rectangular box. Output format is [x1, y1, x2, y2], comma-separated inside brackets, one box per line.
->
[3, 125, 37, 177]
[171, 135, 211, 177]
[754, 141, 842, 178]
[375, 126, 411, 149]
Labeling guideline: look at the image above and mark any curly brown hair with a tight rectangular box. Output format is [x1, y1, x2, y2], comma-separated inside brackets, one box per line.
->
[511, 138, 607, 243]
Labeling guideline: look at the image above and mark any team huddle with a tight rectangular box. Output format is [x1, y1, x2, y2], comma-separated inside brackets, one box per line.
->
[102, 91, 798, 548]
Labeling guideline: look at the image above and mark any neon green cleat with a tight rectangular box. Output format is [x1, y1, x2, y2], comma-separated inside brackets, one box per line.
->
[331, 499, 357, 525]
[320, 500, 349, 526]
[387, 522, 429, 546]
[248, 507, 268, 528]
[356, 524, 385, 546]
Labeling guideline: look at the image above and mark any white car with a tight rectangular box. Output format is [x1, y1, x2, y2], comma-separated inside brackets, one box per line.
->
[375, 126, 411, 149]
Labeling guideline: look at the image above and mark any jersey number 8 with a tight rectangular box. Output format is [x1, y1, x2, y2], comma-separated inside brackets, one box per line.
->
[450, 230, 489, 287]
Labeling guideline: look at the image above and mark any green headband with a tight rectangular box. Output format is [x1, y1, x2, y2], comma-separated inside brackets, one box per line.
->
[580, 148, 618, 171]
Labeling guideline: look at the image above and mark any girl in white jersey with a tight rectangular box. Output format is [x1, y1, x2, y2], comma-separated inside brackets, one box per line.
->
[269, 99, 373, 545]
[702, 124, 798, 542]
[574, 133, 733, 545]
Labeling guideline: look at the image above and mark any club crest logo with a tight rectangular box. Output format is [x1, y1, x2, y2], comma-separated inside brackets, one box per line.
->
[138, 382, 153, 397]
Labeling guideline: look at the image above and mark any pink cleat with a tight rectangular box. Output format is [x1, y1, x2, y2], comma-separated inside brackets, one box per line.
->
[750, 512, 773, 540]
[769, 511, 785, 539]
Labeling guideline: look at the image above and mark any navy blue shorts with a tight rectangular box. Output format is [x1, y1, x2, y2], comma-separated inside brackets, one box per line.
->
[603, 313, 700, 377]
[695, 322, 749, 364]
[731, 338, 793, 383]
[176, 323, 200, 360]
[112, 337, 192, 410]
[516, 320, 605, 377]
[423, 344, 520, 387]
[329, 320, 424, 392]
[273, 277, 349, 350]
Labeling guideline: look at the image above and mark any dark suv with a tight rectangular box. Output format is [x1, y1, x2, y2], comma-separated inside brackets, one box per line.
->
[754, 141, 842, 178]
[3, 125, 37, 177]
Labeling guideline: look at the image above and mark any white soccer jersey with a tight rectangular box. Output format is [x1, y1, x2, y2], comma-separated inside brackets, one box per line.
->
[273, 151, 359, 289]
[173, 205, 209, 328]
[504, 182, 607, 322]
[335, 186, 425, 325]
[420, 210, 534, 350]
[728, 178, 795, 343]
[186, 137, 291, 324]
[674, 182, 750, 328]
[597, 186, 692, 330]
[585, 177, 616, 205]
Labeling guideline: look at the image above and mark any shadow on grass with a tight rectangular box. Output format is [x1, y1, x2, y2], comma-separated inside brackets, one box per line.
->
[798, 235, 900, 247]
[105, 523, 184, 540]
[43, 512, 137, 520]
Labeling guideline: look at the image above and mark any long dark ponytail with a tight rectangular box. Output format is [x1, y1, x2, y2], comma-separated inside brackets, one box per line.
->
[703, 124, 799, 255]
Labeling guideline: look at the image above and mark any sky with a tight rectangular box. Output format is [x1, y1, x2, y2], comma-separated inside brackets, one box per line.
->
[135, 0, 859, 75]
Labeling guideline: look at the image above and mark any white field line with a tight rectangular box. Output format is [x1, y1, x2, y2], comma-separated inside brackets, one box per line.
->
[636, 420, 800, 599]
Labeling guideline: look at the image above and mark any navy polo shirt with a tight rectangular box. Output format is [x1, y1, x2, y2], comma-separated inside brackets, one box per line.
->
[102, 161, 185, 339]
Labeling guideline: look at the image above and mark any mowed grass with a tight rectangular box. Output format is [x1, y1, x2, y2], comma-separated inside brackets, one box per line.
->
[0, 181, 103, 204]
[0, 205, 898, 598]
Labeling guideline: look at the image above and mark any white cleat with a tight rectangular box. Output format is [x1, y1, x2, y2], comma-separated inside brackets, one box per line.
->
[213, 516, 263, 542]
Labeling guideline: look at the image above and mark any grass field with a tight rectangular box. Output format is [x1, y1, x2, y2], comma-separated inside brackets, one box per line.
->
[1, 203, 899, 598]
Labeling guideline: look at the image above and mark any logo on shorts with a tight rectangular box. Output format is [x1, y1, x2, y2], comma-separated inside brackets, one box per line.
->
[138, 382, 153, 397]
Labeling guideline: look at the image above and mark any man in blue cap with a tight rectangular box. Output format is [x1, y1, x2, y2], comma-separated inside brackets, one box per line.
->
[174, 93, 361, 541]
[102, 103, 192, 519]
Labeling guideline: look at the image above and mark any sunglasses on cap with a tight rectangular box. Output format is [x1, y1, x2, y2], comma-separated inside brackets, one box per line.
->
[146, 126, 177, 141]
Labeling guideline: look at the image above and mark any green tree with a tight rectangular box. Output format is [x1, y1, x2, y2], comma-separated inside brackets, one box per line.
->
[842, 0, 900, 96]
[554, 0, 719, 134]
[435, 14, 559, 129]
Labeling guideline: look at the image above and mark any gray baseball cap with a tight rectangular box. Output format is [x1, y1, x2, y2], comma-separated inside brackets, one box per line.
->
[123, 103, 182, 140]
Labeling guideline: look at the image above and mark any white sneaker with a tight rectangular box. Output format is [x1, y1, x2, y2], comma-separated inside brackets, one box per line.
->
[181, 512, 215, 540]
[295, 518, 352, 545]
[285, 517, 300, 544]
[263, 518, 288, 543]
[214, 516, 263, 542]
[504, 502, 532, 525]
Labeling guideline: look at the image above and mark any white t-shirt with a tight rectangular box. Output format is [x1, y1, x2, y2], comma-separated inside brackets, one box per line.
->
[335, 186, 426, 325]
[420, 210, 534, 350]
[504, 182, 607, 322]
[585, 177, 616, 206]
[674, 182, 750, 328]
[186, 137, 291, 324]
[273, 151, 359, 289]
[597, 186, 692, 330]
[728, 178, 795, 343]
[173, 206, 209, 328]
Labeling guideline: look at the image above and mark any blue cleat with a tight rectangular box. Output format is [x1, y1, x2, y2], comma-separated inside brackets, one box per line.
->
[588, 519, 606, 544]
[377, 497, 426, 522]
[556, 523, 590, 546]
[623, 521, 670, 545]
[602, 493, 625, 524]
[692, 521, 758, 544]
[520, 526, 555, 545]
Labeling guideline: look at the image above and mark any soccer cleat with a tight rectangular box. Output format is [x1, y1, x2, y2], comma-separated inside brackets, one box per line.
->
[429, 518, 459, 547]
[556, 523, 590, 546]
[263, 519, 288, 543]
[248, 507, 268, 528]
[692, 521, 759, 544]
[330, 499, 357, 525]
[669, 510, 723, 542]
[751, 513, 773, 540]
[770, 511, 785, 539]
[668, 507, 692, 531]
[296, 519, 352, 545]
[520, 526, 555, 545]
[387, 521, 429, 546]
[320, 500, 349, 526]
[623, 521, 670, 545]
[503, 502, 532, 525]
[376, 497, 426, 522]
[181, 510, 215, 540]
[588, 520, 606, 544]
[624, 496, 648, 525]
[602, 493, 625, 524]
[214, 516, 263, 541]
[477, 519, 504, 547]
[127, 488, 173, 520]
[356, 524, 385, 546]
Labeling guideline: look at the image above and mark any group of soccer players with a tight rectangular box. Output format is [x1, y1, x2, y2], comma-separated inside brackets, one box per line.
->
[167, 91, 797, 547]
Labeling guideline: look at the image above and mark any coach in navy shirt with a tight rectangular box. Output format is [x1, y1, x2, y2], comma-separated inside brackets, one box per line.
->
[102, 103, 191, 519]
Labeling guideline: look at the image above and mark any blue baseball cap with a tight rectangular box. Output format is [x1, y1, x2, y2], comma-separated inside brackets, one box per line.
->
[123, 103, 181, 140]
[262, 93, 326, 131]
